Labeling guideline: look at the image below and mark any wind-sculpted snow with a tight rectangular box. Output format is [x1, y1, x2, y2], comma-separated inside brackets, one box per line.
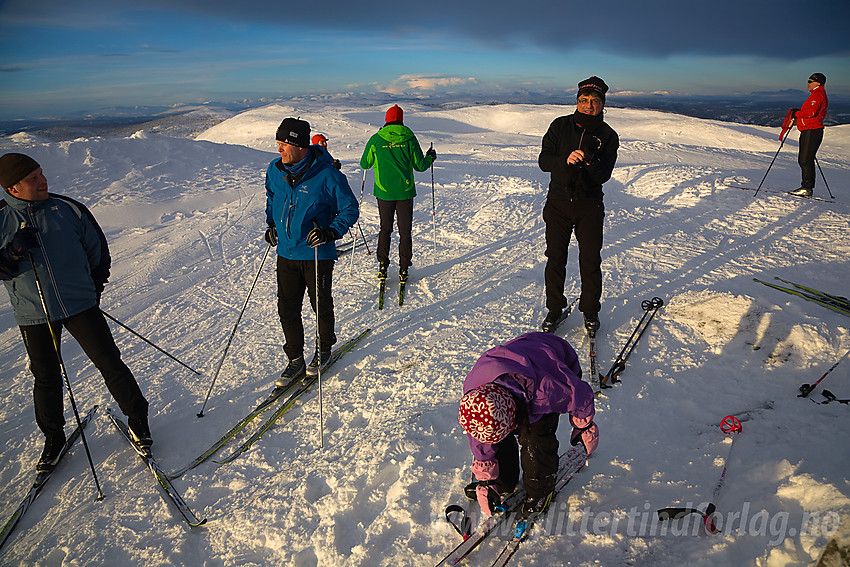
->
[0, 102, 848, 566]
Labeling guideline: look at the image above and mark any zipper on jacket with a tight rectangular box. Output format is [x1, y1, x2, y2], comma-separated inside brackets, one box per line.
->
[28, 204, 71, 321]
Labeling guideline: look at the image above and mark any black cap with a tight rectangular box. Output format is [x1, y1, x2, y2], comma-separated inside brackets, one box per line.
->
[577, 76, 609, 100]
[275, 118, 311, 148]
[0, 153, 40, 189]
[808, 73, 826, 86]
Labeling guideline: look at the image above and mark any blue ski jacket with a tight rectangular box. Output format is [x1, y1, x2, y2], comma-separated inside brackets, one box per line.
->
[1, 190, 110, 325]
[265, 146, 359, 261]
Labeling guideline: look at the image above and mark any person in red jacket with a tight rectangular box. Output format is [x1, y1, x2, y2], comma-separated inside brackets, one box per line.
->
[788, 73, 828, 197]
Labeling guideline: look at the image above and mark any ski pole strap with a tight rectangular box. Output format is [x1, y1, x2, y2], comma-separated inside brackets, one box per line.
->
[799, 383, 815, 397]
[821, 390, 850, 405]
[445, 505, 472, 538]
[657, 506, 703, 521]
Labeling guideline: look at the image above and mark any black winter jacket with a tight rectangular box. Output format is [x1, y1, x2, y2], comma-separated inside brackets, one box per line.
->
[538, 112, 619, 201]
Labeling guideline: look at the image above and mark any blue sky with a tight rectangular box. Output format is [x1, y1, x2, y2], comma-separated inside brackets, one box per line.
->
[1, 0, 848, 120]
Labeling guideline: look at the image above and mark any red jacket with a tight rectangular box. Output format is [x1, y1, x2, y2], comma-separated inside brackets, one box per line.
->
[797, 85, 828, 131]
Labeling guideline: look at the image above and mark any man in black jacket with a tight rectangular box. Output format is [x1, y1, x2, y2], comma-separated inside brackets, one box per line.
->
[538, 76, 619, 332]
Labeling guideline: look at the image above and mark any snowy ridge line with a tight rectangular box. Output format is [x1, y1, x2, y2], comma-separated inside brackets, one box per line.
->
[437, 447, 587, 566]
[0, 406, 98, 551]
[213, 328, 371, 465]
[106, 408, 207, 527]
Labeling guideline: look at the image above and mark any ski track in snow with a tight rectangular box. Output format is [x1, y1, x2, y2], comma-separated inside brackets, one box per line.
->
[1, 103, 849, 566]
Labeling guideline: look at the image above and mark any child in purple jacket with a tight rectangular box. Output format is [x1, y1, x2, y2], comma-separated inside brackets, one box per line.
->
[458, 332, 599, 518]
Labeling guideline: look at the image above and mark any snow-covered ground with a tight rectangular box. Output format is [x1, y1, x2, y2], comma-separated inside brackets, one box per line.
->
[1, 101, 848, 566]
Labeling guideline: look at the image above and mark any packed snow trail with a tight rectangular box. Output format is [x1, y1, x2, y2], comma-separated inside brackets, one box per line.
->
[0, 103, 848, 565]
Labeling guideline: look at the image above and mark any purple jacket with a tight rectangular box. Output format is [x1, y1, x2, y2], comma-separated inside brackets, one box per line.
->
[463, 332, 594, 462]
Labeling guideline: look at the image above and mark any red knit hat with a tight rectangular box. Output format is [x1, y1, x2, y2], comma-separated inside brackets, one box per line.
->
[311, 133, 328, 145]
[459, 383, 517, 444]
[385, 104, 403, 124]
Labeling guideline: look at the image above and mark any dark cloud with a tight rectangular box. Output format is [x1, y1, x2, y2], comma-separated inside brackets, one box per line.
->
[132, 0, 850, 59]
[8, 0, 850, 59]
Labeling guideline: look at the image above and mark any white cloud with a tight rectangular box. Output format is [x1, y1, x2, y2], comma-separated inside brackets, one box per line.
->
[376, 74, 477, 95]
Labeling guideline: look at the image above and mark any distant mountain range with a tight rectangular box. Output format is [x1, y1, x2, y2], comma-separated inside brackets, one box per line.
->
[1, 94, 846, 140]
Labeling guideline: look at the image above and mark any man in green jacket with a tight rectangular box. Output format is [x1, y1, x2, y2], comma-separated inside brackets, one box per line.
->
[360, 105, 436, 282]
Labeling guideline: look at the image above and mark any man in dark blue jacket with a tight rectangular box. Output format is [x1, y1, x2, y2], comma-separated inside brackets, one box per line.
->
[265, 118, 359, 384]
[0, 153, 151, 471]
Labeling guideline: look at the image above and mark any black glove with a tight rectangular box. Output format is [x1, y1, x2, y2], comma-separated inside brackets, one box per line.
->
[426, 147, 437, 161]
[333, 159, 341, 170]
[7, 227, 40, 259]
[791, 108, 800, 118]
[307, 227, 336, 248]
[264, 224, 278, 246]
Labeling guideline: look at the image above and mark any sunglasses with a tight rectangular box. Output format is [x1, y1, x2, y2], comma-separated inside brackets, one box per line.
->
[808, 79, 817, 83]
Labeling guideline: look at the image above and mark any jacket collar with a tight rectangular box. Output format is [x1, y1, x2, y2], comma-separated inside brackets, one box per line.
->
[2, 188, 49, 212]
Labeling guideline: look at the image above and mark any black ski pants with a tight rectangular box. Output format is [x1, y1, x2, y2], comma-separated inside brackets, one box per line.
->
[20, 306, 149, 437]
[543, 197, 605, 316]
[276, 255, 336, 361]
[376, 197, 413, 270]
[491, 412, 560, 500]
[798, 128, 824, 190]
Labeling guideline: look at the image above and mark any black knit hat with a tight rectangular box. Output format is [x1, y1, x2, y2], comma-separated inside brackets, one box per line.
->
[808, 73, 826, 86]
[577, 76, 609, 100]
[0, 153, 40, 190]
[275, 118, 311, 148]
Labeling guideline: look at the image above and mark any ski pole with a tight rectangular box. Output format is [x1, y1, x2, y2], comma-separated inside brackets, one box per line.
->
[28, 247, 104, 500]
[753, 120, 794, 197]
[197, 242, 271, 418]
[600, 297, 663, 387]
[101, 310, 201, 375]
[430, 143, 437, 255]
[312, 222, 324, 449]
[814, 156, 834, 199]
[350, 170, 368, 276]
[799, 347, 850, 398]
[657, 415, 742, 534]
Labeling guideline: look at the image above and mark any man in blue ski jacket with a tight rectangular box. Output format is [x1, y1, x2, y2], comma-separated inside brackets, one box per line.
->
[265, 118, 359, 385]
[0, 153, 151, 471]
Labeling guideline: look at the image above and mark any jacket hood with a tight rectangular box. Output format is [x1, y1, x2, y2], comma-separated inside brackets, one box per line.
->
[378, 124, 415, 143]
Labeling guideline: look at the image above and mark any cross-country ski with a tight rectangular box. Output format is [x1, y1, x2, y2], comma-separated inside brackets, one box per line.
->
[107, 408, 207, 527]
